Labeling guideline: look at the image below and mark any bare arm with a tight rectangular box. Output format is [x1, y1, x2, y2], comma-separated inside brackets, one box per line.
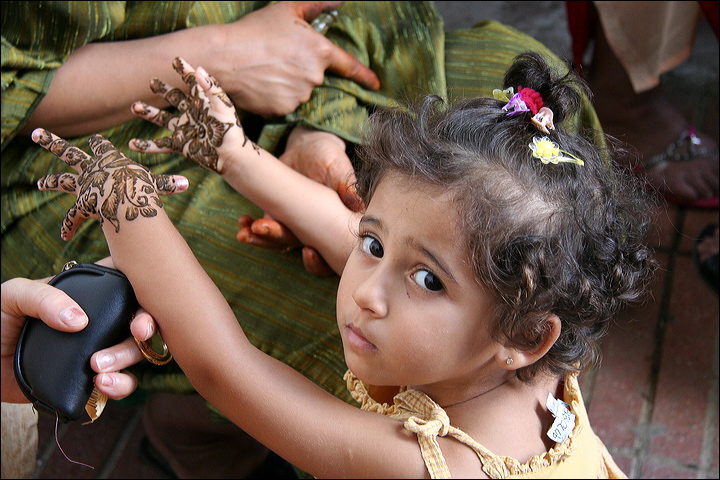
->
[20, 1, 379, 138]
[236, 127, 362, 276]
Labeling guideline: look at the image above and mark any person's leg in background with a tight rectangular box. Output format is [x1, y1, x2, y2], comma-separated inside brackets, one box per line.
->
[1, 403, 38, 479]
[567, 1, 719, 208]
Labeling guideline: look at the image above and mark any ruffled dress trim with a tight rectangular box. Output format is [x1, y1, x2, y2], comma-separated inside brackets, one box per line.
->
[344, 370, 588, 478]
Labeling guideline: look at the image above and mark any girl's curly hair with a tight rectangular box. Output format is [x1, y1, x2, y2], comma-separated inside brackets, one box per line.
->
[354, 52, 658, 382]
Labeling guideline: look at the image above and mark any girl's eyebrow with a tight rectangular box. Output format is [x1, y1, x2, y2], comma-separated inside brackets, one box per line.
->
[358, 215, 382, 232]
[408, 239, 458, 286]
[359, 215, 458, 285]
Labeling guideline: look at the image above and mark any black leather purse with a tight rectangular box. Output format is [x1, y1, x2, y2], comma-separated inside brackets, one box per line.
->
[13, 262, 138, 423]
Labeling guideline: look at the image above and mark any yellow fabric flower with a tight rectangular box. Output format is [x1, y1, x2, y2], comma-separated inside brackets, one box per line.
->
[529, 137, 585, 166]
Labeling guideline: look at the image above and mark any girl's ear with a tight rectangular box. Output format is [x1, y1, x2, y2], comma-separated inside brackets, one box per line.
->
[495, 314, 561, 370]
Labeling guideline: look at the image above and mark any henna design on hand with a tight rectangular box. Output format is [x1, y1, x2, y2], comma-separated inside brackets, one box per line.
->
[34, 129, 188, 240]
[131, 57, 260, 174]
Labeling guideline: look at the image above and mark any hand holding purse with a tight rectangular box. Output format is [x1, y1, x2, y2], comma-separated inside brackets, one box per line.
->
[13, 262, 138, 423]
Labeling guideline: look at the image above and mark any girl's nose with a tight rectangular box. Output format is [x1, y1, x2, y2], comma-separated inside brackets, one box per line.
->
[351, 268, 388, 318]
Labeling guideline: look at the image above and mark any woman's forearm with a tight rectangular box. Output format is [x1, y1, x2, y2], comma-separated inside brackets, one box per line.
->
[21, 25, 224, 138]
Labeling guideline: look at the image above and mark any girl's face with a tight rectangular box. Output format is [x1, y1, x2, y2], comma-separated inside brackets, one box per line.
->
[336, 173, 502, 395]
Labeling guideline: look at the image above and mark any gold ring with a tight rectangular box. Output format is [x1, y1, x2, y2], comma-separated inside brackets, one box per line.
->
[135, 337, 173, 365]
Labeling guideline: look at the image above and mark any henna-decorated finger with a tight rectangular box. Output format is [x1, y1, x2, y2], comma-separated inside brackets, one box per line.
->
[149, 78, 191, 111]
[172, 57, 199, 90]
[195, 67, 235, 111]
[37, 172, 78, 194]
[154, 174, 189, 195]
[61, 204, 91, 241]
[128, 137, 175, 154]
[87, 133, 121, 158]
[31, 128, 93, 171]
[131, 101, 179, 131]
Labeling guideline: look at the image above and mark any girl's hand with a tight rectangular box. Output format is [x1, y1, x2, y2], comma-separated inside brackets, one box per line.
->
[33, 128, 188, 241]
[129, 57, 253, 174]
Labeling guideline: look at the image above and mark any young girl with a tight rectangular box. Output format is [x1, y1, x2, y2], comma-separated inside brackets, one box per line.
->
[33, 52, 655, 478]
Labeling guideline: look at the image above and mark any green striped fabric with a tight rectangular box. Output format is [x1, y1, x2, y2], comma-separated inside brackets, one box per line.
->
[1, 2, 603, 407]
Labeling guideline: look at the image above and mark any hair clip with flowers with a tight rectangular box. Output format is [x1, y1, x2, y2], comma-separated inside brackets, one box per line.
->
[529, 137, 585, 166]
[500, 86, 542, 116]
[495, 86, 556, 134]
[530, 107, 555, 134]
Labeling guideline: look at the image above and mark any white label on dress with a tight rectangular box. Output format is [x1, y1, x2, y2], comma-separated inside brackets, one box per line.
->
[546, 392, 576, 443]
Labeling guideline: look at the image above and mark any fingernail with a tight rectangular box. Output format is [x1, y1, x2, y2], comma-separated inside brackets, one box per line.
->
[96, 353, 114, 371]
[175, 177, 189, 190]
[100, 373, 115, 387]
[59, 307, 87, 328]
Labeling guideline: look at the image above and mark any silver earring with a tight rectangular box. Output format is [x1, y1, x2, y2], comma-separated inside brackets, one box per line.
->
[506, 358, 514, 365]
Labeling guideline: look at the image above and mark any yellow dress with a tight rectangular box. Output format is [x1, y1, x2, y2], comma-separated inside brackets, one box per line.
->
[345, 371, 627, 479]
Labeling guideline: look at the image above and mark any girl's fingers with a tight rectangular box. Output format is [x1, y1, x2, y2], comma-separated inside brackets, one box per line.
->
[60, 205, 88, 241]
[155, 174, 189, 195]
[31, 128, 93, 170]
[87, 133, 117, 158]
[149, 77, 191, 110]
[129, 137, 176, 154]
[37, 172, 78, 193]
[173, 57, 198, 90]
[131, 102, 178, 130]
[196, 66, 236, 113]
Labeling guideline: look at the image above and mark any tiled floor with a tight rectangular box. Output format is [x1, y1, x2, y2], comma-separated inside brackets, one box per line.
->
[25, 3, 720, 479]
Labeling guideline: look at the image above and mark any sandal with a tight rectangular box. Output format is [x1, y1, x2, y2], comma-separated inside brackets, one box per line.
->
[693, 223, 719, 295]
[634, 125, 719, 209]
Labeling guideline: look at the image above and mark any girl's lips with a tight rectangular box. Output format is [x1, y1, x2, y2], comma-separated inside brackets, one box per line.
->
[345, 324, 378, 352]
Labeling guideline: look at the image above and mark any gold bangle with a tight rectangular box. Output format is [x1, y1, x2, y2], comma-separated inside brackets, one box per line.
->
[135, 337, 173, 365]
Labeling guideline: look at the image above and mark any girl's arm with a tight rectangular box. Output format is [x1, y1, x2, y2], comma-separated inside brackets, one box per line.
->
[32, 129, 426, 479]
[128, 58, 358, 274]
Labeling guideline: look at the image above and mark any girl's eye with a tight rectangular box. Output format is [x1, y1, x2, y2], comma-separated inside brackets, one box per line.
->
[412, 269, 444, 292]
[361, 235, 384, 258]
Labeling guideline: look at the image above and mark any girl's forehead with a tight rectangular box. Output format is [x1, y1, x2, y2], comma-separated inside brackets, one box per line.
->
[372, 172, 452, 202]
[365, 174, 462, 234]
